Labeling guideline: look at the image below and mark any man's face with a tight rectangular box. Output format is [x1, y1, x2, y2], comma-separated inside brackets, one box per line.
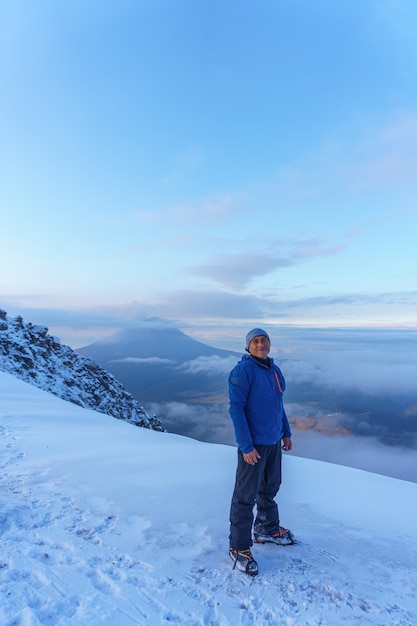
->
[248, 335, 270, 359]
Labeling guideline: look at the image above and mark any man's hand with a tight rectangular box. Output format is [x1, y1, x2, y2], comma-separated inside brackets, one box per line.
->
[243, 449, 261, 465]
[282, 437, 292, 452]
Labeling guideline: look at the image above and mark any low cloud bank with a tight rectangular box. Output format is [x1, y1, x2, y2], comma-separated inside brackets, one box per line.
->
[151, 399, 417, 484]
[274, 327, 417, 397]
[110, 357, 176, 365]
[149, 400, 235, 447]
[291, 429, 417, 483]
[179, 355, 239, 376]
[283, 353, 417, 396]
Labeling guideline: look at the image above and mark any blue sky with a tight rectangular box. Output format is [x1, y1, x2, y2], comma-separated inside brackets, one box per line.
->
[1, 0, 417, 348]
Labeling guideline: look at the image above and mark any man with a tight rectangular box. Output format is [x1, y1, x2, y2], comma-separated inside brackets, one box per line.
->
[228, 328, 294, 576]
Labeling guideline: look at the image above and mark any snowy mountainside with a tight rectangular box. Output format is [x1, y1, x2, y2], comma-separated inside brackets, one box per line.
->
[1, 371, 417, 625]
[0, 309, 163, 431]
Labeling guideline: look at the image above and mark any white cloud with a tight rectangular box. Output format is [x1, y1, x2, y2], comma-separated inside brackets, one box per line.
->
[282, 336, 417, 395]
[291, 429, 417, 483]
[148, 400, 235, 446]
[189, 238, 346, 289]
[110, 357, 176, 365]
[179, 355, 238, 376]
[190, 253, 286, 289]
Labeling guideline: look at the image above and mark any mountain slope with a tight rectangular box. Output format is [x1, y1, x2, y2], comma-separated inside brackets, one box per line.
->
[0, 308, 163, 431]
[1, 371, 417, 625]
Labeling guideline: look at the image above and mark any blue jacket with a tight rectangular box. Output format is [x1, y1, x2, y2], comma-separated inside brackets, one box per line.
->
[229, 354, 292, 454]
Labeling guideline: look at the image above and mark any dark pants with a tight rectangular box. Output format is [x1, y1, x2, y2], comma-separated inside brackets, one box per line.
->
[229, 442, 282, 550]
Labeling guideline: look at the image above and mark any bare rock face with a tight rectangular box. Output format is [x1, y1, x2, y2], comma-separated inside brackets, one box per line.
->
[0, 309, 164, 432]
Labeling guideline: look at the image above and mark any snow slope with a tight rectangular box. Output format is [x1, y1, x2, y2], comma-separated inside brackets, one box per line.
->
[1, 370, 417, 626]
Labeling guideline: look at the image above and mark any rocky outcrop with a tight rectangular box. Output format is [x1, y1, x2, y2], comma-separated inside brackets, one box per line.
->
[0, 309, 164, 431]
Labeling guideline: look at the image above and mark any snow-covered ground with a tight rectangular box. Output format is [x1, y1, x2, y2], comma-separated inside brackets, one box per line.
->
[1, 370, 417, 626]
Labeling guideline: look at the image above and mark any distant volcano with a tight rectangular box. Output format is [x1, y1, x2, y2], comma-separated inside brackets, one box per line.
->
[76, 318, 240, 408]
[77, 318, 238, 364]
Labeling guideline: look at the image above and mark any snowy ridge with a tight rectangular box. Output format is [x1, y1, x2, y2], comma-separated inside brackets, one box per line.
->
[0, 309, 163, 431]
[1, 371, 417, 625]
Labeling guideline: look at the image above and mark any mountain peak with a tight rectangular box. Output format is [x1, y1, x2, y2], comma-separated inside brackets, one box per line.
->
[78, 321, 237, 362]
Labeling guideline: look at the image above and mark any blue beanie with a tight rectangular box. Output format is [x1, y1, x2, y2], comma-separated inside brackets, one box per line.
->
[245, 328, 270, 351]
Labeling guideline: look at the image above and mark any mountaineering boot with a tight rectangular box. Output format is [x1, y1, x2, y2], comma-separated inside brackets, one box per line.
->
[229, 548, 258, 576]
[254, 526, 295, 546]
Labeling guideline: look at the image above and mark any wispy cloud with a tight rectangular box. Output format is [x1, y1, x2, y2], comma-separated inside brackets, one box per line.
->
[3, 288, 417, 349]
[5, 288, 417, 331]
[157, 146, 205, 185]
[190, 253, 287, 289]
[189, 238, 345, 289]
[134, 192, 241, 226]
[281, 290, 417, 309]
[350, 112, 417, 189]
[150, 290, 271, 320]
[265, 111, 417, 212]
